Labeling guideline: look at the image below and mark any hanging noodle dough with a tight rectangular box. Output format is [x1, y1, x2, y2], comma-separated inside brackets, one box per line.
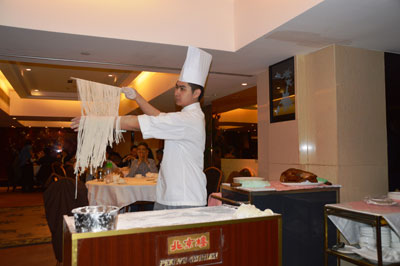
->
[73, 78, 123, 176]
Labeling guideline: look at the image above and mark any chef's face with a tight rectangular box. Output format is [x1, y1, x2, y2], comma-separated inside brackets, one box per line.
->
[174, 81, 200, 107]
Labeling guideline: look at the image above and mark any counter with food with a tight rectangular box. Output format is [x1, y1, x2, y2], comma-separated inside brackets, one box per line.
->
[63, 205, 282, 266]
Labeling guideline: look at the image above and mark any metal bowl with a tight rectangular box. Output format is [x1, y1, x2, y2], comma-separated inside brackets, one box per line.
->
[71, 206, 119, 233]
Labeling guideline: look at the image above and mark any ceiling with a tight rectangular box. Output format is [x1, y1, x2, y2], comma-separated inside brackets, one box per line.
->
[0, 0, 399, 127]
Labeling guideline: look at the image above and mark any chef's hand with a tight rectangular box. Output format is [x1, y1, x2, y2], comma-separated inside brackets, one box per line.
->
[122, 87, 137, 100]
[71, 116, 81, 132]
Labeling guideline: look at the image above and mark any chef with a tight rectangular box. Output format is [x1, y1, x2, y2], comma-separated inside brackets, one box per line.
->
[72, 46, 212, 210]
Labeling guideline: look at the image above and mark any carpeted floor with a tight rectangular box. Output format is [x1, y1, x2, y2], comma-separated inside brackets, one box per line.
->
[0, 189, 44, 208]
[0, 187, 57, 266]
[0, 205, 51, 248]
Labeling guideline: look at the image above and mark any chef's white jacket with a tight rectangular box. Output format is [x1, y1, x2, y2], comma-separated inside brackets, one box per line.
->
[137, 102, 207, 206]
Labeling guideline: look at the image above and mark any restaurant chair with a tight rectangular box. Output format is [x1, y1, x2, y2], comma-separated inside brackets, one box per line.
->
[63, 162, 75, 178]
[226, 171, 240, 184]
[204, 167, 223, 199]
[239, 167, 254, 177]
[43, 176, 88, 263]
[51, 162, 66, 177]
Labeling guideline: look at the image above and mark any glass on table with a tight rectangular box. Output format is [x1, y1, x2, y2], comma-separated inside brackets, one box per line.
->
[96, 168, 104, 182]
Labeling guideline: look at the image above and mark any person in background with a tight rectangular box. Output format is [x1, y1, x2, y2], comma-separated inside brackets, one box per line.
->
[120, 145, 138, 167]
[147, 146, 155, 160]
[18, 140, 34, 192]
[156, 148, 163, 170]
[36, 146, 56, 188]
[224, 145, 236, 159]
[104, 148, 119, 171]
[58, 150, 72, 165]
[212, 146, 222, 169]
[9, 142, 20, 192]
[127, 142, 158, 177]
[106, 146, 122, 167]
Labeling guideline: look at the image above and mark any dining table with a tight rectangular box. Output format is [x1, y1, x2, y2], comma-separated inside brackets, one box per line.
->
[86, 177, 157, 209]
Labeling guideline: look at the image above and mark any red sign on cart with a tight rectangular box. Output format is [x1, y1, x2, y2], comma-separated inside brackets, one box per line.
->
[167, 232, 210, 255]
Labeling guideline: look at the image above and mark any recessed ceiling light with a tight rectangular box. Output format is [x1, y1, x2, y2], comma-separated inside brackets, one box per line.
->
[34, 89, 39, 92]
[241, 83, 248, 86]
[108, 74, 113, 77]
[26, 68, 31, 71]
[12, 117, 16, 120]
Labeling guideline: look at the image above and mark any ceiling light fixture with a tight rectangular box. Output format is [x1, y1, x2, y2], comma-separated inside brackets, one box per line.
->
[108, 74, 113, 77]
[26, 68, 31, 71]
[241, 83, 248, 86]
[34, 89, 39, 92]
[12, 117, 16, 120]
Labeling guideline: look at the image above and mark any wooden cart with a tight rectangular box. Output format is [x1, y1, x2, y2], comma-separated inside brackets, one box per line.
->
[63, 206, 282, 266]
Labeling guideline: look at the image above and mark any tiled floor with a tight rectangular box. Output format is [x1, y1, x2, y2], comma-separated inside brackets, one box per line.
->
[0, 187, 58, 266]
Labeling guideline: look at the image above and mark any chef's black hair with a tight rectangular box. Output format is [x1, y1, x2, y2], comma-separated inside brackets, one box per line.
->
[188, 83, 204, 101]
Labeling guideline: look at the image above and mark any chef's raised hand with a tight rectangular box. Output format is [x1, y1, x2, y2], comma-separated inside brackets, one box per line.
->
[71, 116, 81, 132]
[122, 87, 137, 100]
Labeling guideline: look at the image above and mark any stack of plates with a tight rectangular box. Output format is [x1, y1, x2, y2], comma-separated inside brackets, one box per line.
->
[381, 227, 392, 248]
[359, 226, 391, 248]
[233, 177, 270, 188]
[359, 226, 376, 248]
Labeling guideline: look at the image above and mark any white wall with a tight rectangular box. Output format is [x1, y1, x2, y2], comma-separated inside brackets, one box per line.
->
[268, 120, 300, 180]
[257, 68, 300, 181]
[335, 45, 387, 202]
[256, 71, 269, 178]
[297, 46, 339, 184]
[257, 45, 388, 202]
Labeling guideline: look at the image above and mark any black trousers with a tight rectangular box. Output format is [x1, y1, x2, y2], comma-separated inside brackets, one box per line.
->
[21, 164, 34, 192]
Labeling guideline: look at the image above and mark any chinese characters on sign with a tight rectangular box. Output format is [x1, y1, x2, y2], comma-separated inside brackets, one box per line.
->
[168, 232, 210, 255]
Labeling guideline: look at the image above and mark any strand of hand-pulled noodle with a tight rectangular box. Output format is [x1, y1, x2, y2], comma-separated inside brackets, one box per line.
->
[73, 78, 123, 181]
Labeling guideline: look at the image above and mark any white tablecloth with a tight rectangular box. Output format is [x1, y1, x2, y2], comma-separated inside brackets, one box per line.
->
[327, 201, 400, 245]
[64, 205, 277, 233]
[86, 177, 157, 209]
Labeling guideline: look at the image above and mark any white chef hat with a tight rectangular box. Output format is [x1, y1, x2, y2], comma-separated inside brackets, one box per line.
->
[179, 46, 212, 87]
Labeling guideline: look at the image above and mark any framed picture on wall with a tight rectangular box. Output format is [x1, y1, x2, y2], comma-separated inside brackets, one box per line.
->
[269, 56, 295, 123]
